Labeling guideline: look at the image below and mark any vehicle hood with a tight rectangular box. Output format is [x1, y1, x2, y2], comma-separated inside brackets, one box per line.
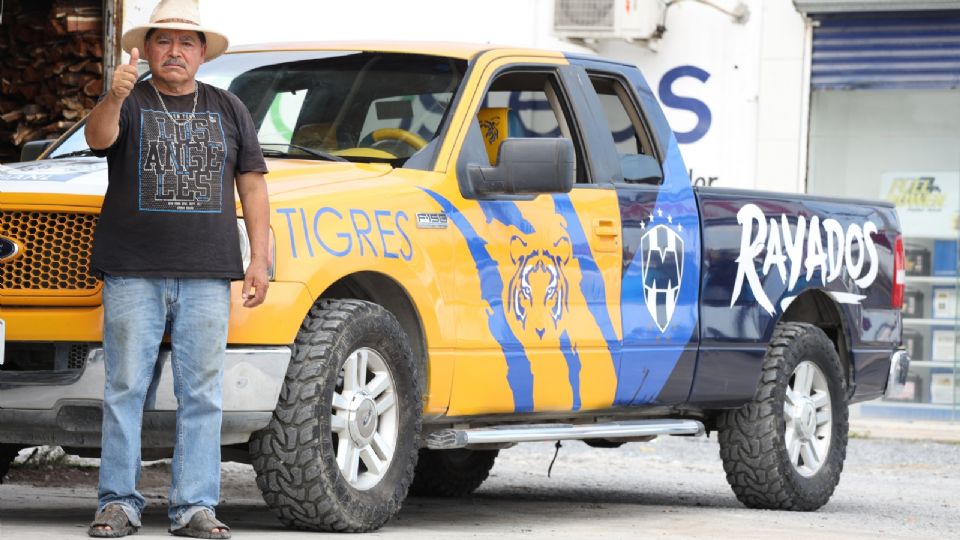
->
[261, 159, 393, 196]
[0, 158, 107, 195]
[0, 157, 392, 198]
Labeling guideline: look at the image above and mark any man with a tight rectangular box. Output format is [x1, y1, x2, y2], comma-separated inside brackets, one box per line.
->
[84, 0, 269, 537]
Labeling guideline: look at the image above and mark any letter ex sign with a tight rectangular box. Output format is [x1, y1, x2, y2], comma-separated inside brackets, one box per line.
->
[659, 66, 712, 145]
[656, 65, 725, 188]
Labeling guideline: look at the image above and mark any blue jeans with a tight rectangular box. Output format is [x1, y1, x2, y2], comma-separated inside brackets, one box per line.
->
[96, 275, 231, 528]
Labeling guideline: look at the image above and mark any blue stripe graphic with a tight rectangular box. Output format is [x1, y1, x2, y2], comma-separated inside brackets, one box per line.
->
[481, 201, 536, 234]
[422, 188, 623, 411]
[552, 194, 622, 361]
[615, 137, 701, 405]
[559, 330, 582, 411]
[421, 188, 534, 412]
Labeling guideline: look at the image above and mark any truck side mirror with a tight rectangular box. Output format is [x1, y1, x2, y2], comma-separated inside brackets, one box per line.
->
[467, 138, 575, 197]
[20, 139, 54, 162]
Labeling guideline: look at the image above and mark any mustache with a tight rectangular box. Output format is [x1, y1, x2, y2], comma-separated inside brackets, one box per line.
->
[162, 58, 187, 68]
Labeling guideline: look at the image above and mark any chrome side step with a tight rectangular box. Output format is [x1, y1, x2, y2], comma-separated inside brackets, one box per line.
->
[425, 419, 705, 450]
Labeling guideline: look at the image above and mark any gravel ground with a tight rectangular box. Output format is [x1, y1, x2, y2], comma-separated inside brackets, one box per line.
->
[1, 436, 958, 539]
[467, 436, 960, 538]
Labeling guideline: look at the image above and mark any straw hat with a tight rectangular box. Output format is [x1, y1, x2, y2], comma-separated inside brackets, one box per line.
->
[121, 0, 229, 61]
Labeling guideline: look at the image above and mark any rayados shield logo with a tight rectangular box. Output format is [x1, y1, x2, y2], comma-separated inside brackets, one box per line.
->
[639, 216, 684, 333]
[0, 235, 20, 263]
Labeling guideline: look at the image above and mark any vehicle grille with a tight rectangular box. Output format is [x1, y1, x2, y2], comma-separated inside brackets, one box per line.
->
[0, 211, 100, 292]
[0, 342, 92, 372]
[68, 344, 91, 369]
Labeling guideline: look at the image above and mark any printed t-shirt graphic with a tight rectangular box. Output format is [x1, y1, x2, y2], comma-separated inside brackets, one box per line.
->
[139, 110, 226, 213]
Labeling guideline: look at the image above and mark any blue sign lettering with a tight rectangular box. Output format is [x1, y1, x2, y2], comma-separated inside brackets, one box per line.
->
[658, 66, 712, 145]
[276, 207, 413, 262]
[298, 207, 315, 257]
[397, 211, 413, 261]
[314, 207, 351, 257]
[276, 207, 299, 259]
[375, 209, 399, 259]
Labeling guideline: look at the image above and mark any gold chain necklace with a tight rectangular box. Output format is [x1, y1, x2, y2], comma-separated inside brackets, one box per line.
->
[151, 80, 198, 127]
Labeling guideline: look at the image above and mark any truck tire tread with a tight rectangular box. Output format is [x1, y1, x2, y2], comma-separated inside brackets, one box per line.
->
[250, 299, 421, 532]
[717, 322, 848, 511]
[409, 448, 498, 497]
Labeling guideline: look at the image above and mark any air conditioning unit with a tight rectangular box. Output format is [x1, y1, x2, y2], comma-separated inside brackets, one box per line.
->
[554, 0, 665, 41]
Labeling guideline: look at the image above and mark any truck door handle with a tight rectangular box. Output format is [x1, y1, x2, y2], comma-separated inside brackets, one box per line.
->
[593, 218, 619, 237]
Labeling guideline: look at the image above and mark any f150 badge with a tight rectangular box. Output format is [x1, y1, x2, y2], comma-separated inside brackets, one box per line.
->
[731, 203, 879, 315]
[416, 213, 448, 229]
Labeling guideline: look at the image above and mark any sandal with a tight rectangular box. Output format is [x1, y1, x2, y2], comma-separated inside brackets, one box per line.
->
[169, 509, 231, 539]
[88, 503, 138, 538]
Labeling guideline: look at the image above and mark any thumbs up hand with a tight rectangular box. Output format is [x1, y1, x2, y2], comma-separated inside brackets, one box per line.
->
[110, 48, 140, 101]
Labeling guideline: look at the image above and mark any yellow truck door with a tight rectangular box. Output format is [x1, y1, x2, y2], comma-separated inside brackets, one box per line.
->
[424, 53, 623, 416]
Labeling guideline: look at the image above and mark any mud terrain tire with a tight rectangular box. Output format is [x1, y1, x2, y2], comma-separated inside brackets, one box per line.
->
[409, 448, 499, 497]
[0, 445, 21, 484]
[250, 299, 421, 532]
[718, 322, 848, 511]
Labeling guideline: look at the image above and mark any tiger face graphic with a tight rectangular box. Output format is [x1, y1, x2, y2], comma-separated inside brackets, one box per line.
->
[506, 234, 572, 340]
[479, 117, 500, 144]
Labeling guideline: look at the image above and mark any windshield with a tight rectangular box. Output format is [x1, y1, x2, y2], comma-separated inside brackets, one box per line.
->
[48, 50, 467, 168]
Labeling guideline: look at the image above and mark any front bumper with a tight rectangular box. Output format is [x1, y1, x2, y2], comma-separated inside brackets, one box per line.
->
[884, 348, 911, 398]
[0, 345, 290, 447]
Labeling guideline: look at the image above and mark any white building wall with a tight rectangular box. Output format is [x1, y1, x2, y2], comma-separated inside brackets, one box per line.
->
[124, 0, 808, 192]
[596, 0, 762, 189]
[755, 0, 808, 194]
[170, 0, 589, 53]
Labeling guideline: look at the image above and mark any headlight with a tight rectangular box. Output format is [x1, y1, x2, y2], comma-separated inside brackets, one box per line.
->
[237, 218, 276, 279]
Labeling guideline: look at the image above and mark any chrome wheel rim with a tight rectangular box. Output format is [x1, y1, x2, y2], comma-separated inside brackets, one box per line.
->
[783, 360, 832, 477]
[330, 347, 398, 490]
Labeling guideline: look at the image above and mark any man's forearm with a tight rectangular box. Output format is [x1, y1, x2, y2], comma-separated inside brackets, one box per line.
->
[84, 95, 124, 150]
[237, 173, 270, 265]
[86, 48, 139, 151]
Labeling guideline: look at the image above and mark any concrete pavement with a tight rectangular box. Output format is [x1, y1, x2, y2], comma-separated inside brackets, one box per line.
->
[3, 436, 959, 539]
[849, 417, 960, 443]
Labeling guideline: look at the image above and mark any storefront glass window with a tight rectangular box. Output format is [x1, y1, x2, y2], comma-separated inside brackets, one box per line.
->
[808, 88, 960, 420]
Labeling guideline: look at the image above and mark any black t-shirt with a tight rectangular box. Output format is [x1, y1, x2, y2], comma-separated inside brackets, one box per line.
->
[90, 80, 267, 279]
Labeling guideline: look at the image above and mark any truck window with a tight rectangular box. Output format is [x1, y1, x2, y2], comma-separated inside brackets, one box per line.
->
[258, 91, 308, 144]
[208, 51, 465, 167]
[357, 93, 452, 155]
[589, 75, 662, 184]
[474, 70, 589, 183]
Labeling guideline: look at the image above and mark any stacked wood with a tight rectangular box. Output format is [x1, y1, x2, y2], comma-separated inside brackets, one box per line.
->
[0, 0, 104, 162]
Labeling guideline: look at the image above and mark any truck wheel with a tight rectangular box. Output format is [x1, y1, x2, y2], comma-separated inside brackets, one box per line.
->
[409, 448, 499, 497]
[249, 299, 422, 532]
[717, 322, 848, 511]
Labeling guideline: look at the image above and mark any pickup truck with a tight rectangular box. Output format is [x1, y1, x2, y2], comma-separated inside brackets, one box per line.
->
[0, 42, 909, 532]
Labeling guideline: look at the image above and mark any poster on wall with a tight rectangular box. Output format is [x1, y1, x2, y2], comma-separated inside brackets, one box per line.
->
[881, 172, 960, 239]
